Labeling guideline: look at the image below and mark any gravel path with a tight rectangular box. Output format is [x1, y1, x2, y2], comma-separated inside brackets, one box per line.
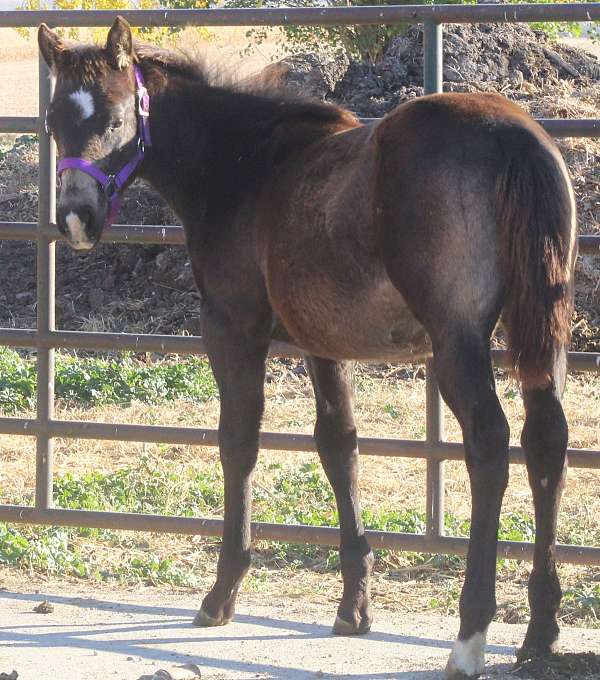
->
[1, 586, 599, 679]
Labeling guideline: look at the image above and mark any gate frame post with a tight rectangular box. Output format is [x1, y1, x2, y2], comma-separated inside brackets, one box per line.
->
[35, 54, 56, 510]
[423, 20, 446, 543]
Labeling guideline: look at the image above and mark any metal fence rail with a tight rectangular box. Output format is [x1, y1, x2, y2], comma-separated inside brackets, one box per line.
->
[1, 5, 600, 564]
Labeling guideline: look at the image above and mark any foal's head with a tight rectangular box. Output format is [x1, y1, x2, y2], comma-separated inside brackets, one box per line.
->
[39, 17, 139, 250]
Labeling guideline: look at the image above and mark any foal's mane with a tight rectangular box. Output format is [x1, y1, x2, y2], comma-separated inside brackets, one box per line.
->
[133, 42, 359, 134]
[134, 42, 208, 85]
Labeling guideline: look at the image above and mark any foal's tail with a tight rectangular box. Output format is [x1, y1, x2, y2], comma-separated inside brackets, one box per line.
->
[496, 128, 577, 388]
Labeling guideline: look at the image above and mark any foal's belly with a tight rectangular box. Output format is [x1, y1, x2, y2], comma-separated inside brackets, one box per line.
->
[270, 274, 431, 362]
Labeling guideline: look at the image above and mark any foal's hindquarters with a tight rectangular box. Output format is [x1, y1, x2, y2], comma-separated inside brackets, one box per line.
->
[375, 94, 576, 678]
[195, 93, 576, 679]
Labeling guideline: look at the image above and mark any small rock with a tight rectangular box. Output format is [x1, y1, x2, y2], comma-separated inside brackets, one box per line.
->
[33, 601, 54, 614]
[0, 672, 18, 680]
[138, 664, 201, 680]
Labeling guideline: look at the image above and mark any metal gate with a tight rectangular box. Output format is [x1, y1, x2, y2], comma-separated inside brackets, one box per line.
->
[0, 4, 599, 564]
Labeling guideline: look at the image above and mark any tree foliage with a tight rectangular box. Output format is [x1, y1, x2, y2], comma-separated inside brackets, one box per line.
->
[18, 0, 211, 43]
[225, 0, 466, 64]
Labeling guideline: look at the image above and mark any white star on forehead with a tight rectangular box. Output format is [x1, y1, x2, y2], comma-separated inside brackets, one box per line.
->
[69, 88, 95, 121]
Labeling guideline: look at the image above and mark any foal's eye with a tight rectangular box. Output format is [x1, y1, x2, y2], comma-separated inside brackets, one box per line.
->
[109, 118, 124, 131]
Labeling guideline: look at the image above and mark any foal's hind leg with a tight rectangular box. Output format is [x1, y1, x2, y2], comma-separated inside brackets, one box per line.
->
[194, 308, 270, 627]
[306, 356, 374, 635]
[433, 335, 510, 680]
[518, 351, 569, 661]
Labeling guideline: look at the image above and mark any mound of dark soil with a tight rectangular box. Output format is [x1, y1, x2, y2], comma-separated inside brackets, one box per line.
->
[331, 23, 600, 117]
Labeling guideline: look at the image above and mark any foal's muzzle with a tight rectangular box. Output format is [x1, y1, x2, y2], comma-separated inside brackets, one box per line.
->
[57, 202, 102, 251]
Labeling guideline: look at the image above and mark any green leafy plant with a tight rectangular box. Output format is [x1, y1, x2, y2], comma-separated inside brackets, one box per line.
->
[505, 0, 599, 41]
[225, 0, 463, 64]
[0, 347, 217, 415]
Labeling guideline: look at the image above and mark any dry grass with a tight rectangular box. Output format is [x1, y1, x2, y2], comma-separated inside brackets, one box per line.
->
[0, 364, 599, 624]
[2, 371, 599, 529]
[2, 365, 598, 522]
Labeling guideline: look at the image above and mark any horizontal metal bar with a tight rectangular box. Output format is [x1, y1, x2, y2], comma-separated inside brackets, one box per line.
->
[0, 329, 302, 359]
[0, 228, 596, 254]
[1, 505, 599, 565]
[0, 416, 598, 468]
[541, 119, 600, 138]
[361, 117, 600, 138]
[1, 5, 599, 29]
[102, 224, 186, 245]
[0, 222, 186, 245]
[0, 119, 596, 155]
[491, 349, 600, 373]
[0, 328, 37, 346]
[0, 117, 38, 134]
[0, 222, 38, 240]
[46, 330, 204, 354]
[0, 328, 598, 373]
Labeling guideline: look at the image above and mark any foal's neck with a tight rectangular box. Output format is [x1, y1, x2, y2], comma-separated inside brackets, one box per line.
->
[138, 63, 357, 229]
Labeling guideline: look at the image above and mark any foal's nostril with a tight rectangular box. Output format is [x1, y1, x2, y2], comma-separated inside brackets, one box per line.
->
[78, 207, 94, 229]
[56, 206, 69, 235]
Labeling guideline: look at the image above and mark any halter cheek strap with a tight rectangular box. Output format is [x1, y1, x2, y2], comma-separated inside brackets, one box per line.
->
[56, 64, 152, 230]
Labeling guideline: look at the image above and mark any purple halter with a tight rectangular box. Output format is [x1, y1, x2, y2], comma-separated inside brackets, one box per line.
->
[56, 65, 152, 229]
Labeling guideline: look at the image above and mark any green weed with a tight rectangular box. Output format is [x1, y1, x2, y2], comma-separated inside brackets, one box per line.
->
[0, 347, 217, 414]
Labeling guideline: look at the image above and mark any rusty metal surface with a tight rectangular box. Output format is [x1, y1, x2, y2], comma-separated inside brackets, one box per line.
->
[0, 5, 599, 29]
[2, 505, 600, 566]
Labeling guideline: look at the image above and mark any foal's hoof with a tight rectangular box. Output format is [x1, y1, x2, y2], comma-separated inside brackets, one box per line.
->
[516, 642, 558, 665]
[332, 615, 371, 636]
[193, 607, 231, 627]
[444, 658, 482, 680]
[444, 668, 479, 680]
[516, 627, 559, 665]
[444, 635, 486, 679]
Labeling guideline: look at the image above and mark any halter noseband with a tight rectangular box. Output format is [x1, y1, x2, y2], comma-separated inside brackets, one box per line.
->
[56, 65, 152, 230]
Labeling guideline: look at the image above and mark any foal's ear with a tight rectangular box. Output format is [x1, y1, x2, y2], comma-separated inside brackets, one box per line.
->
[106, 16, 133, 70]
[38, 24, 65, 72]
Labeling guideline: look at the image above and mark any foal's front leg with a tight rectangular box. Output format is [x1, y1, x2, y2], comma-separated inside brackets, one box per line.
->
[194, 311, 270, 627]
[307, 357, 374, 635]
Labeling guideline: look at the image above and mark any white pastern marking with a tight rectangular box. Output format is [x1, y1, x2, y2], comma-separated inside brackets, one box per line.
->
[541, 477, 549, 489]
[69, 89, 95, 121]
[446, 630, 487, 678]
[65, 211, 93, 250]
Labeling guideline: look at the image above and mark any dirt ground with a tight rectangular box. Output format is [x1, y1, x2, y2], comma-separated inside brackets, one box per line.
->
[1, 579, 600, 680]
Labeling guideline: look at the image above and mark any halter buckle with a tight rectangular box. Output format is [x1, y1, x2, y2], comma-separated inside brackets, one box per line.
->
[138, 85, 150, 117]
